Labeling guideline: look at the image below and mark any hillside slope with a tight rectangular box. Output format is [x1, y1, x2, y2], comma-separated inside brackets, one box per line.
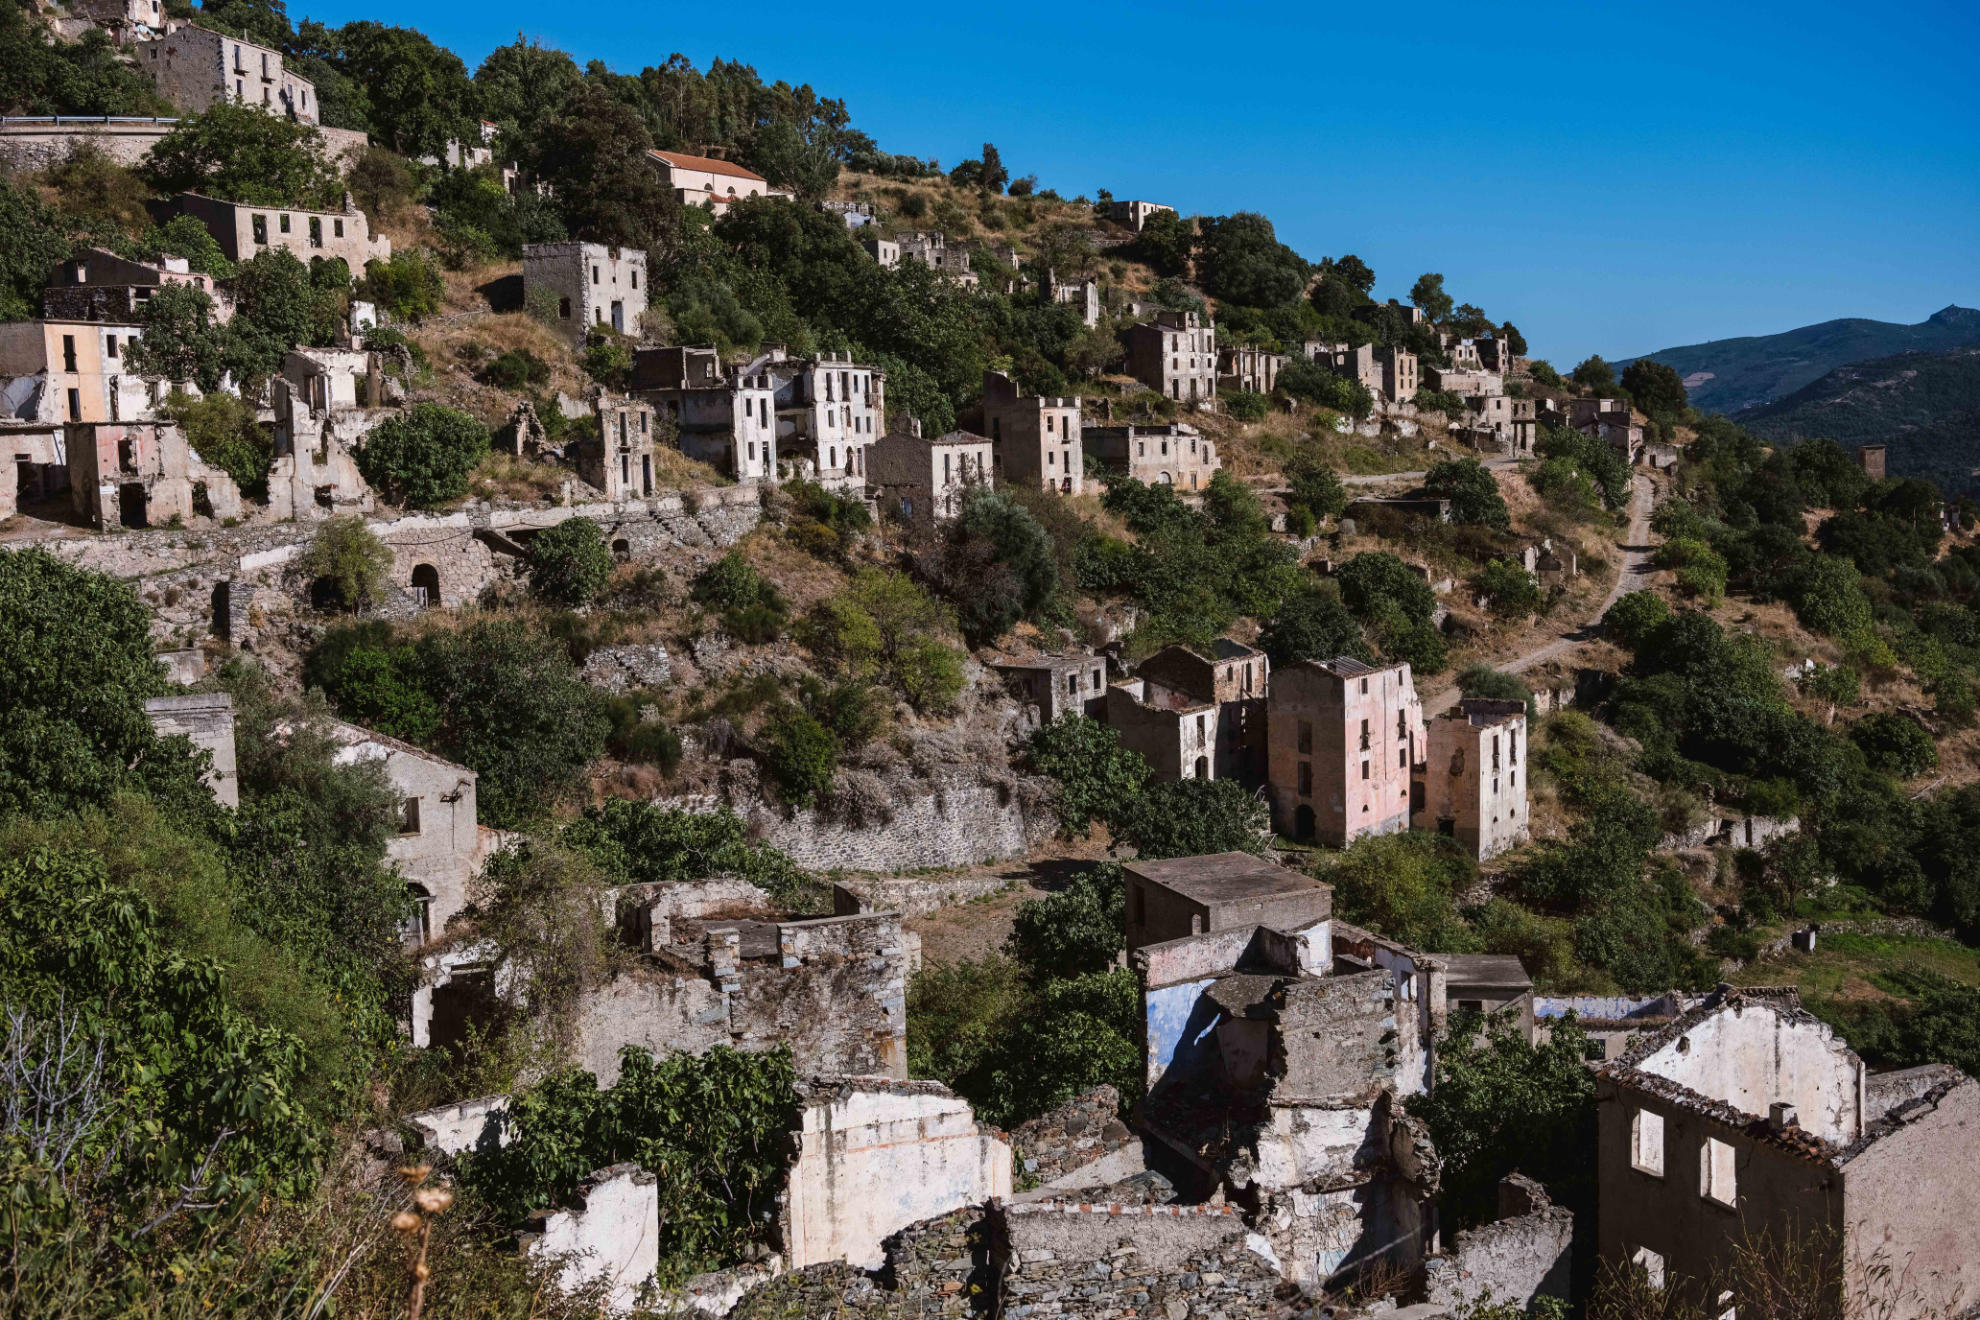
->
[1619, 304, 1980, 414]
[1737, 346, 1980, 493]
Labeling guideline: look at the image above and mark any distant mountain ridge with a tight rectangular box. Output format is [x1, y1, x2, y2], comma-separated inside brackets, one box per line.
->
[1736, 347, 1980, 495]
[1620, 305, 1980, 415]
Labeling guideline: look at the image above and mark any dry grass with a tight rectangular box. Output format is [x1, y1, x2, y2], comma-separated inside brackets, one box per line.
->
[469, 452, 568, 503]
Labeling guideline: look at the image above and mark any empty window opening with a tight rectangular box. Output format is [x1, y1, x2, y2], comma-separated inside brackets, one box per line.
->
[398, 797, 422, 835]
[1701, 1136, 1737, 1206]
[1632, 1109, 1665, 1177]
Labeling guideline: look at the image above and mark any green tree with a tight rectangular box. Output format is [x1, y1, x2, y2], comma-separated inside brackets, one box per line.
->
[1620, 358, 1688, 418]
[1122, 208, 1194, 277]
[161, 389, 270, 497]
[1196, 212, 1309, 308]
[1425, 457, 1511, 529]
[529, 516, 614, 607]
[0, 1, 171, 118]
[132, 213, 237, 278]
[473, 36, 583, 142]
[530, 85, 675, 246]
[223, 249, 348, 385]
[559, 800, 805, 902]
[1851, 713, 1938, 779]
[1406, 1014, 1597, 1227]
[1571, 355, 1617, 391]
[125, 286, 229, 391]
[1499, 322, 1528, 356]
[0, 550, 212, 821]
[926, 492, 1058, 646]
[1787, 553, 1873, 637]
[1112, 777, 1268, 860]
[1006, 864, 1125, 978]
[317, 20, 477, 159]
[298, 516, 392, 612]
[762, 706, 838, 807]
[1335, 551, 1437, 626]
[142, 103, 342, 208]
[1285, 457, 1349, 523]
[1259, 589, 1370, 668]
[416, 619, 610, 826]
[354, 403, 491, 508]
[1325, 832, 1480, 954]
[1026, 716, 1151, 836]
[360, 250, 444, 321]
[1409, 272, 1454, 323]
[1602, 589, 1670, 647]
[0, 175, 73, 322]
[1477, 558, 1542, 617]
[804, 569, 964, 712]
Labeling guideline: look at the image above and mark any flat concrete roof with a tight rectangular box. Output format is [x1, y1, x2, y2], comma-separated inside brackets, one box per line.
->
[1442, 953, 1533, 992]
[1125, 852, 1328, 908]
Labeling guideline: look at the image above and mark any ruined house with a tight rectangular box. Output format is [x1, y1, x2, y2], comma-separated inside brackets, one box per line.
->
[1441, 954, 1535, 1039]
[1121, 309, 1217, 404]
[1132, 864, 1448, 1285]
[753, 348, 885, 488]
[136, 25, 318, 122]
[631, 346, 778, 482]
[143, 691, 239, 808]
[1598, 987, 1980, 1315]
[867, 416, 992, 521]
[1267, 657, 1426, 847]
[523, 241, 646, 347]
[1423, 364, 1503, 399]
[1474, 336, 1516, 375]
[160, 192, 388, 270]
[990, 650, 1111, 723]
[0, 317, 158, 427]
[570, 394, 661, 501]
[1218, 344, 1286, 395]
[0, 421, 66, 519]
[1049, 274, 1100, 327]
[1122, 851, 1328, 955]
[267, 347, 385, 521]
[1104, 669, 1220, 782]
[1104, 199, 1176, 231]
[1411, 696, 1529, 861]
[644, 149, 792, 213]
[1132, 638, 1270, 783]
[567, 881, 910, 1086]
[41, 247, 232, 325]
[1858, 444, 1887, 479]
[67, 420, 242, 528]
[980, 369, 1083, 495]
[893, 232, 978, 288]
[1461, 394, 1536, 455]
[1083, 420, 1220, 490]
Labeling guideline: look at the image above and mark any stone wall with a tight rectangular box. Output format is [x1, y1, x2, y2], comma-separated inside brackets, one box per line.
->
[728, 1209, 988, 1319]
[0, 117, 177, 170]
[1420, 1175, 1572, 1312]
[998, 1201, 1279, 1318]
[520, 1163, 659, 1315]
[1008, 1087, 1133, 1189]
[832, 873, 1021, 920]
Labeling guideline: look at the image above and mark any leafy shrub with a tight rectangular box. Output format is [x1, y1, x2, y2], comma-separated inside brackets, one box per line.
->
[162, 388, 271, 497]
[581, 327, 633, 390]
[298, 515, 393, 613]
[481, 347, 551, 389]
[1259, 588, 1370, 668]
[359, 250, 444, 321]
[1601, 589, 1670, 647]
[1851, 713, 1938, 779]
[528, 516, 614, 607]
[692, 551, 790, 642]
[1111, 777, 1269, 860]
[1325, 832, 1480, 955]
[1477, 558, 1542, 618]
[1026, 716, 1151, 835]
[804, 569, 965, 712]
[561, 800, 806, 901]
[761, 707, 839, 806]
[1005, 863, 1126, 977]
[1456, 664, 1533, 714]
[1425, 457, 1511, 529]
[1223, 389, 1268, 422]
[354, 403, 491, 508]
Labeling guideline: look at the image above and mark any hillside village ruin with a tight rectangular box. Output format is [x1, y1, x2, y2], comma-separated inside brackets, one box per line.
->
[6, 5, 1977, 1317]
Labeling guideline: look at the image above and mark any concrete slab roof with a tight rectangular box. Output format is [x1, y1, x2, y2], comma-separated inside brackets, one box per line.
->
[1124, 852, 1327, 908]
[1441, 953, 1533, 992]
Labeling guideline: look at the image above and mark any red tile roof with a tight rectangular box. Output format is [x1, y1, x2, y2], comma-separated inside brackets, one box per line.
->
[646, 149, 767, 183]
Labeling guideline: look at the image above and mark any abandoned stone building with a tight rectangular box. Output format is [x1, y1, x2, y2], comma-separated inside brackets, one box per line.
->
[41, 247, 231, 324]
[1461, 394, 1536, 455]
[867, 416, 992, 521]
[893, 232, 978, 288]
[1423, 364, 1503, 399]
[1858, 444, 1887, 479]
[68, 420, 242, 528]
[1121, 309, 1217, 403]
[1105, 669, 1221, 782]
[1412, 696, 1529, 860]
[1218, 343, 1286, 395]
[69, 0, 175, 45]
[1104, 199, 1176, 230]
[1267, 656, 1427, 847]
[1305, 341, 1420, 404]
[980, 369, 1083, 494]
[989, 649, 1111, 723]
[564, 882, 911, 1085]
[267, 347, 387, 521]
[1133, 638, 1270, 783]
[570, 395, 662, 501]
[1443, 337, 1484, 371]
[1474, 336, 1516, 375]
[162, 192, 389, 270]
[858, 235, 901, 268]
[1598, 987, 1980, 1315]
[1083, 420, 1220, 490]
[0, 421, 65, 520]
[1048, 274, 1100, 327]
[752, 347, 885, 487]
[1131, 856, 1450, 1284]
[644, 149, 792, 213]
[143, 691, 239, 808]
[1442, 954, 1535, 1038]
[631, 345, 778, 482]
[137, 25, 318, 123]
[524, 241, 646, 347]
[0, 316, 156, 426]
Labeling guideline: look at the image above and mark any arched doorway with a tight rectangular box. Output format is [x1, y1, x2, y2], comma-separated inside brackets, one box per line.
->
[410, 563, 440, 609]
[1194, 755, 1209, 780]
[611, 538, 631, 561]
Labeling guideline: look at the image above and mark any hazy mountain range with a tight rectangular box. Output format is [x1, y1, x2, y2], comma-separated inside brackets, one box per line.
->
[1620, 304, 1980, 415]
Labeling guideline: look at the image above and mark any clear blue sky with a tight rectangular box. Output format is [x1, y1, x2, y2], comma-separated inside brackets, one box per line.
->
[299, 0, 1980, 366]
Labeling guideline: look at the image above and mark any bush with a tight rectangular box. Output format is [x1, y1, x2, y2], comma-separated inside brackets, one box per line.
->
[359, 250, 444, 321]
[1602, 589, 1670, 647]
[298, 515, 393, 613]
[1006, 863, 1125, 977]
[1026, 716, 1151, 836]
[1656, 536, 1729, 603]
[1851, 713, 1938, 779]
[162, 389, 271, 497]
[582, 327, 634, 390]
[1425, 457, 1511, 529]
[1325, 832, 1480, 954]
[482, 347, 551, 389]
[804, 569, 965, 712]
[1259, 588, 1370, 668]
[1111, 777, 1268, 860]
[354, 403, 491, 508]
[1456, 664, 1533, 714]
[1477, 558, 1542, 618]
[528, 516, 614, 607]
[1223, 389, 1268, 422]
[761, 707, 839, 806]
[560, 800, 806, 901]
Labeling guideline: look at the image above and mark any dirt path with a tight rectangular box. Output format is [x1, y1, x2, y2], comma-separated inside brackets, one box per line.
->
[1421, 471, 1658, 714]
[1341, 456, 1522, 487]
